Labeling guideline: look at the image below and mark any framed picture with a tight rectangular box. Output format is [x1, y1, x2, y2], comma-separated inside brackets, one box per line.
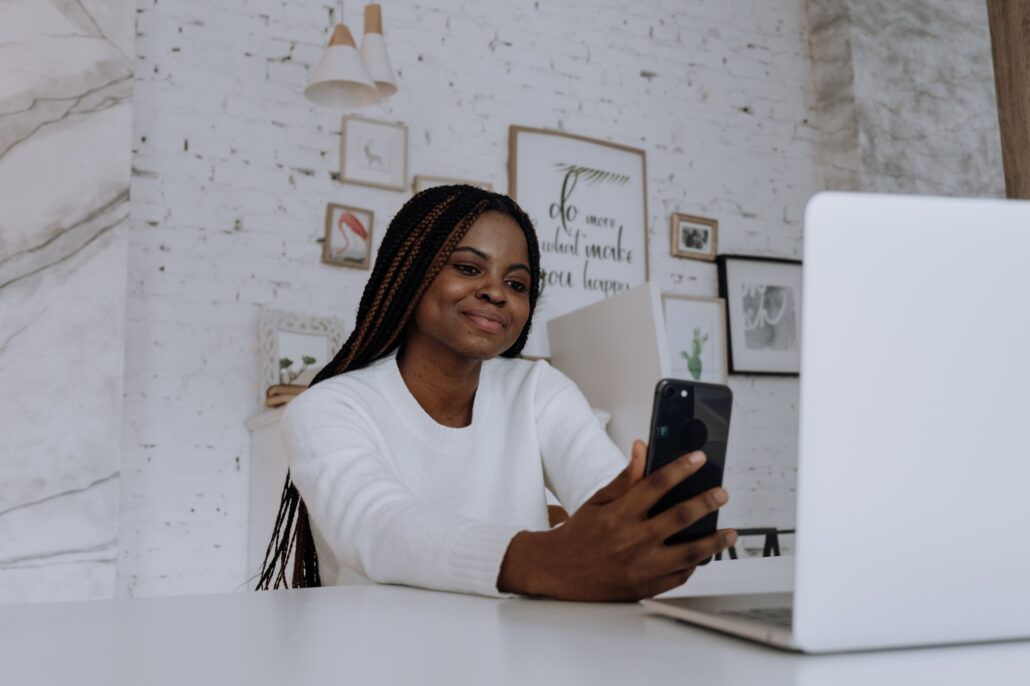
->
[509, 125, 649, 358]
[258, 308, 348, 399]
[670, 212, 718, 261]
[413, 175, 493, 193]
[662, 295, 728, 384]
[717, 255, 803, 375]
[340, 116, 408, 191]
[322, 203, 373, 269]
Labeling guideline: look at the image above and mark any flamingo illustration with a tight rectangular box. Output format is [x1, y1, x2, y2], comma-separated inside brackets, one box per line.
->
[335, 212, 369, 261]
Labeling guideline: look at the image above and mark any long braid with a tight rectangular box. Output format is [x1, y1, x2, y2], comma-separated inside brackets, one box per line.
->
[255, 186, 541, 590]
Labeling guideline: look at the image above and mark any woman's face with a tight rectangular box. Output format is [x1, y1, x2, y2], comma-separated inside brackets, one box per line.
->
[408, 211, 532, 362]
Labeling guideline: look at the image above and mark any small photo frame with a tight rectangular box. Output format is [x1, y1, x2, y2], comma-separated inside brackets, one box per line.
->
[323, 203, 373, 269]
[671, 213, 718, 262]
[412, 175, 494, 193]
[258, 308, 348, 398]
[662, 295, 729, 384]
[717, 255, 803, 375]
[340, 116, 408, 191]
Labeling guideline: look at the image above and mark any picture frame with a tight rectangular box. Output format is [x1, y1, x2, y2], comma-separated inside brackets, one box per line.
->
[509, 125, 649, 358]
[670, 212, 718, 262]
[340, 116, 408, 191]
[413, 175, 493, 193]
[717, 255, 803, 375]
[662, 294, 729, 384]
[322, 203, 374, 269]
[258, 308, 348, 399]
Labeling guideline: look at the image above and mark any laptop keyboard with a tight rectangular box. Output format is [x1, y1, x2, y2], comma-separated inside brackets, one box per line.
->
[717, 606, 793, 628]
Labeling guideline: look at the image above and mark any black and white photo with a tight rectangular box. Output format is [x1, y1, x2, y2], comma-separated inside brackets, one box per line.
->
[718, 255, 803, 374]
[671, 212, 718, 261]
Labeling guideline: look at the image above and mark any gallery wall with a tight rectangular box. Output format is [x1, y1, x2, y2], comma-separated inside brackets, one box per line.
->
[121, 0, 822, 597]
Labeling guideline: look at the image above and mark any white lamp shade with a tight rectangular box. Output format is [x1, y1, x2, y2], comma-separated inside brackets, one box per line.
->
[360, 32, 397, 98]
[305, 26, 380, 110]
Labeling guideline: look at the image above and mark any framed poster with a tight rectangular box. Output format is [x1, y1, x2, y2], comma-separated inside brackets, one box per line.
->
[662, 295, 728, 383]
[340, 116, 408, 191]
[322, 203, 373, 269]
[670, 212, 718, 261]
[413, 175, 493, 193]
[509, 125, 649, 358]
[257, 308, 348, 400]
[717, 255, 803, 375]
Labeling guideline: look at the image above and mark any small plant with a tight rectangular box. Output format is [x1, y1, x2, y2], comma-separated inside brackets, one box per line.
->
[679, 327, 709, 380]
[279, 355, 317, 384]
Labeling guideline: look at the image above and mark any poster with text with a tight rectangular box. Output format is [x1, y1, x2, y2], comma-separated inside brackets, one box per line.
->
[509, 126, 648, 358]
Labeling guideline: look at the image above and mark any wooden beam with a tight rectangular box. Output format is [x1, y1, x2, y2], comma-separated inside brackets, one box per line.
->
[987, 0, 1030, 199]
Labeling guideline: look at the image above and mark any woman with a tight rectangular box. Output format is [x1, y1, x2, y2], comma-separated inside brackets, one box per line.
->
[257, 185, 735, 600]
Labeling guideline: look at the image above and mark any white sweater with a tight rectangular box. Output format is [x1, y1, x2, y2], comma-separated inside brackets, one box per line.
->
[280, 351, 626, 597]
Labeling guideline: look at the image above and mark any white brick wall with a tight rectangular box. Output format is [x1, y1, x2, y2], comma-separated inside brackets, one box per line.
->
[121, 0, 822, 596]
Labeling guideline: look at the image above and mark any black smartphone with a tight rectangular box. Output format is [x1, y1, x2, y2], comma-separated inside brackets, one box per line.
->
[644, 379, 732, 554]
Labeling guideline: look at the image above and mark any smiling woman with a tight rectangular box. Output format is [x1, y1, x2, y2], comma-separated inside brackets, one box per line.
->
[256, 185, 735, 600]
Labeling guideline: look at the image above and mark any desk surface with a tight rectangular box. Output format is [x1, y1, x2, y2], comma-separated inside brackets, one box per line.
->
[1, 557, 1027, 686]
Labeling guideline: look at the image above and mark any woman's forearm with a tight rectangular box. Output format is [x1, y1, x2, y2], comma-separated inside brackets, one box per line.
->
[497, 529, 562, 597]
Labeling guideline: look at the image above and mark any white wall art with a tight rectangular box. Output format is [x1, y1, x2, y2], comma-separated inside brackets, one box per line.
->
[340, 116, 408, 191]
[663, 295, 728, 383]
[258, 309, 348, 398]
[509, 125, 648, 357]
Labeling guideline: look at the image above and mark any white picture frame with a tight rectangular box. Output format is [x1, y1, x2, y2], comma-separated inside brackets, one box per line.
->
[258, 309, 348, 397]
[323, 203, 374, 269]
[717, 256, 803, 375]
[662, 295, 729, 384]
[509, 125, 649, 358]
[413, 175, 493, 193]
[340, 116, 408, 191]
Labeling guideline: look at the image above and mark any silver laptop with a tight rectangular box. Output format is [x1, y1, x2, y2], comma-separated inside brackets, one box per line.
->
[642, 192, 1030, 653]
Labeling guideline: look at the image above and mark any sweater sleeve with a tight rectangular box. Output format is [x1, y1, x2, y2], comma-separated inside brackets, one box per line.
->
[280, 391, 522, 598]
[534, 362, 628, 515]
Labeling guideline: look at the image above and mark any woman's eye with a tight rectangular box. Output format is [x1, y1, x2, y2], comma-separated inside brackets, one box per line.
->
[453, 263, 480, 275]
[507, 280, 528, 293]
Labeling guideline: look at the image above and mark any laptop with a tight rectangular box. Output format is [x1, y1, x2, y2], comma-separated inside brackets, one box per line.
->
[642, 192, 1030, 653]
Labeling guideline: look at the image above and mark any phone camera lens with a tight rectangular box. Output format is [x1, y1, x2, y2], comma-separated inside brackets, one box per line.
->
[663, 385, 676, 398]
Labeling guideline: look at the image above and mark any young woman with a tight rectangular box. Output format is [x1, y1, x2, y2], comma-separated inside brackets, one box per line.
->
[257, 185, 736, 600]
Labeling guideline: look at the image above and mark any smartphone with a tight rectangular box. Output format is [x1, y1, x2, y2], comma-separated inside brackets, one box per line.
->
[644, 379, 732, 554]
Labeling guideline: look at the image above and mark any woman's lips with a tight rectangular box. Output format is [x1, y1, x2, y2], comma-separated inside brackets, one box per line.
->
[462, 312, 504, 334]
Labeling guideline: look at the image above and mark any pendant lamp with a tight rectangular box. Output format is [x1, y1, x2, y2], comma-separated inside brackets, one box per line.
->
[305, 2, 380, 110]
[360, 3, 398, 99]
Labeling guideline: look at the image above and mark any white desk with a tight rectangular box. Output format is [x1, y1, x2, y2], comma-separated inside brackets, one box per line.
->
[2, 557, 1027, 686]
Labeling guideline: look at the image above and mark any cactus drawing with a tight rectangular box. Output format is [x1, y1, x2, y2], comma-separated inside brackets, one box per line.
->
[679, 327, 709, 380]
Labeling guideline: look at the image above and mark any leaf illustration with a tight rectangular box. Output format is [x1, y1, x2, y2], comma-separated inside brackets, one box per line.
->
[554, 163, 630, 186]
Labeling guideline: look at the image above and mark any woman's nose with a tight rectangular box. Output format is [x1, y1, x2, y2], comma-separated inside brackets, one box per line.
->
[476, 283, 505, 306]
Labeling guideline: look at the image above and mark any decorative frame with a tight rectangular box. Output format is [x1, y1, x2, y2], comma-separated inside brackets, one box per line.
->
[258, 308, 348, 398]
[340, 116, 408, 191]
[508, 125, 649, 358]
[717, 255, 803, 375]
[413, 175, 493, 193]
[662, 294, 729, 384]
[670, 212, 718, 262]
[322, 203, 374, 269]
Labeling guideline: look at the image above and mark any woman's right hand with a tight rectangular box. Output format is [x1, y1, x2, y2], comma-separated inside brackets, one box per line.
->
[497, 440, 736, 601]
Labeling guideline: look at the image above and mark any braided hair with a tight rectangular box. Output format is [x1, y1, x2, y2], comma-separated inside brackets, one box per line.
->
[255, 184, 541, 590]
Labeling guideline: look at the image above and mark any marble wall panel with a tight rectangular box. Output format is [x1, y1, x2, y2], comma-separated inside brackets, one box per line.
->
[807, 0, 1004, 196]
[0, 0, 133, 604]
